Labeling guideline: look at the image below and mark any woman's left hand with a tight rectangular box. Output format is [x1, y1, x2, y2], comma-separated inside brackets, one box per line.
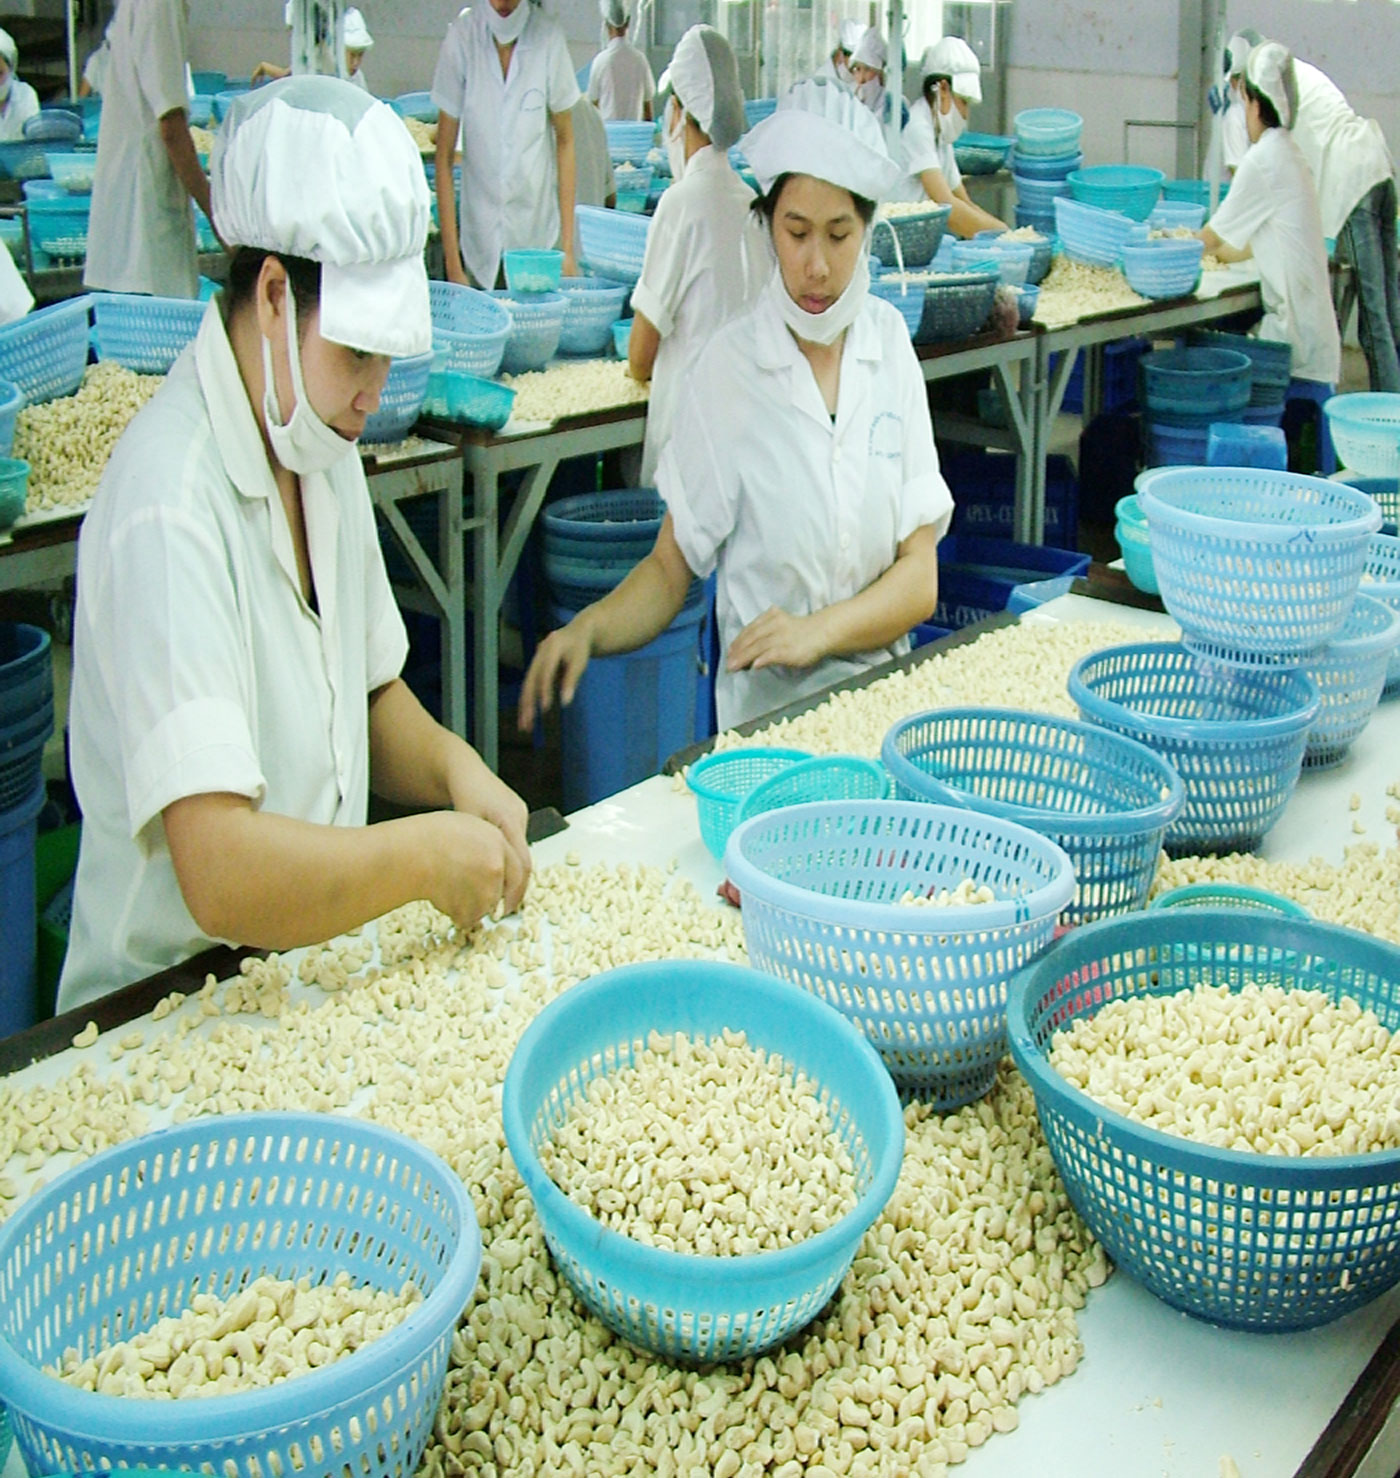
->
[452, 765, 532, 895]
[727, 607, 827, 673]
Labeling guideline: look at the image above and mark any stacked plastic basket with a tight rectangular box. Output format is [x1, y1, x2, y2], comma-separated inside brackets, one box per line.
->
[1010, 109, 1082, 235]
[1192, 328, 1292, 428]
[1139, 346, 1252, 467]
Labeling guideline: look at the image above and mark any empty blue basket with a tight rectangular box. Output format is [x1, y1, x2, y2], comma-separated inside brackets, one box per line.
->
[91, 293, 205, 374]
[735, 755, 890, 826]
[1301, 592, 1400, 768]
[687, 745, 811, 859]
[725, 800, 1075, 1104]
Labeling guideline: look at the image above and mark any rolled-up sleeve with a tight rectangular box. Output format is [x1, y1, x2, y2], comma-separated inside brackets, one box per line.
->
[630, 199, 685, 337]
[547, 29, 582, 114]
[657, 397, 735, 580]
[430, 20, 468, 117]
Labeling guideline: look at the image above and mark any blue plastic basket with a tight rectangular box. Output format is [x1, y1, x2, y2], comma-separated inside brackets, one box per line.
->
[0, 141, 51, 182]
[882, 708, 1184, 924]
[187, 94, 214, 128]
[1325, 392, 1400, 479]
[502, 960, 904, 1360]
[1192, 329, 1291, 404]
[443, 371, 515, 430]
[91, 293, 205, 374]
[1300, 592, 1400, 768]
[1115, 511, 1159, 592]
[429, 280, 510, 378]
[0, 379, 23, 459]
[1363, 532, 1400, 693]
[871, 206, 952, 270]
[1137, 466, 1382, 667]
[211, 89, 249, 123]
[26, 195, 91, 259]
[1122, 238, 1204, 299]
[1013, 108, 1083, 158]
[725, 800, 1076, 1103]
[743, 97, 778, 128]
[1067, 164, 1164, 222]
[976, 227, 1054, 285]
[556, 276, 630, 356]
[1009, 147, 1081, 181]
[1011, 173, 1072, 214]
[1149, 200, 1207, 231]
[542, 487, 662, 552]
[575, 205, 651, 284]
[1140, 347, 1251, 427]
[1008, 911, 1400, 1331]
[503, 248, 564, 295]
[191, 70, 227, 95]
[868, 271, 927, 338]
[492, 289, 565, 374]
[0, 457, 29, 531]
[0, 1400, 10, 1471]
[953, 132, 1014, 175]
[1015, 283, 1040, 325]
[362, 350, 433, 444]
[1148, 881, 1310, 918]
[0, 296, 91, 405]
[390, 91, 438, 122]
[44, 151, 96, 194]
[24, 111, 81, 144]
[612, 317, 632, 358]
[1142, 419, 1211, 467]
[1069, 641, 1321, 854]
[1206, 420, 1288, 471]
[917, 267, 1000, 344]
[735, 755, 890, 827]
[0, 1113, 482, 1478]
[1054, 194, 1139, 268]
[687, 746, 811, 859]
[604, 120, 656, 165]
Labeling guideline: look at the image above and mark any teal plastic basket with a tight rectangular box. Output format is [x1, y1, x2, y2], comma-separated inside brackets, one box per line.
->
[1301, 592, 1400, 768]
[1149, 882, 1310, 918]
[26, 195, 91, 259]
[91, 292, 205, 374]
[502, 960, 904, 1362]
[725, 800, 1075, 1104]
[0, 1113, 482, 1478]
[443, 371, 515, 430]
[0, 378, 23, 459]
[882, 707, 1184, 924]
[687, 746, 811, 859]
[871, 204, 951, 269]
[1066, 164, 1164, 222]
[1012, 108, 1083, 158]
[1009, 911, 1400, 1331]
[1137, 465, 1382, 667]
[735, 755, 890, 827]
[0, 296, 91, 404]
[0, 1399, 10, 1472]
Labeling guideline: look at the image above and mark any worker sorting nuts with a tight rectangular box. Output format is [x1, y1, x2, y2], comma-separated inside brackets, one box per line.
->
[57, 78, 531, 1015]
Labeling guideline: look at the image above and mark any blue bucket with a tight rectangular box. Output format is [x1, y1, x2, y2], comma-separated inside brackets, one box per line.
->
[554, 601, 705, 811]
[0, 778, 46, 1038]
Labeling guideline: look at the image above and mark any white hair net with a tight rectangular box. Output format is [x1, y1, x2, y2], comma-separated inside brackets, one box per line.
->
[343, 8, 373, 50]
[1246, 40, 1298, 130]
[850, 27, 887, 73]
[837, 18, 864, 53]
[600, 0, 630, 28]
[0, 28, 17, 70]
[666, 24, 745, 152]
[920, 36, 982, 103]
[1225, 29, 1261, 79]
[741, 75, 903, 203]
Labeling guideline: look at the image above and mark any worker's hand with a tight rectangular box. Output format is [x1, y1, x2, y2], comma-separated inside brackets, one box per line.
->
[518, 617, 593, 731]
[728, 607, 827, 673]
[452, 768, 532, 907]
[561, 247, 579, 277]
[251, 61, 289, 87]
[416, 810, 528, 927]
[444, 254, 471, 288]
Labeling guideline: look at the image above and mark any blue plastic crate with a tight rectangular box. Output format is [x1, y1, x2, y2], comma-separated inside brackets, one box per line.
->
[1051, 336, 1149, 417]
[0, 779, 45, 1038]
[943, 449, 1079, 548]
[932, 535, 1091, 630]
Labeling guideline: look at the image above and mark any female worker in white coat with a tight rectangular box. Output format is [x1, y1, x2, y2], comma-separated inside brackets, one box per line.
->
[1199, 43, 1340, 394]
[84, 0, 210, 299]
[0, 30, 40, 141]
[60, 79, 530, 1012]
[587, 0, 654, 123]
[628, 25, 765, 484]
[431, 0, 581, 288]
[898, 37, 1004, 238]
[521, 79, 953, 732]
[815, 19, 863, 86]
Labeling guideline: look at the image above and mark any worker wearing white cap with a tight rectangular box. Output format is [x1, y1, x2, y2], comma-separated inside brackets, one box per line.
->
[1218, 29, 1261, 173]
[521, 77, 953, 731]
[896, 37, 1003, 237]
[628, 26, 764, 483]
[60, 78, 530, 1013]
[847, 27, 907, 129]
[0, 29, 40, 141]
[1288, 53, 1400, 392]
[586, 0, 654, 122]
[253, 8, 376, 91]
[431, 0, 581, 288]
[815, 18, 864, 86]
[84, 0, 209, 298]
[1200, 43, 1340, 389]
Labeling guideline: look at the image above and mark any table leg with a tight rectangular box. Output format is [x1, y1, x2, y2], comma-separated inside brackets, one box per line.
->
[439, 457, 468, 742]
[472, 453, 501, 770]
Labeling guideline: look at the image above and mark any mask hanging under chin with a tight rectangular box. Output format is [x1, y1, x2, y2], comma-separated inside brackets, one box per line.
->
[262, 293, 358, 477]
[486, 2, 531, 44]
[766, 235, 870, 348]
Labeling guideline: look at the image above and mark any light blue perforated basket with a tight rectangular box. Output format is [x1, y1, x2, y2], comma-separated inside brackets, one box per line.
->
[870, 204, 951, 269]
[502, 960, 904, 1362]
[882, 707, 1184, 924]
[736, 756, 890, 827]
[556, 277, 630, 356]
[0, 296, 91, 404]
[725, 800, 1075, 1104]
[362, 350, 433, 444]
[1364, 531, 1400, 694]
[0, 1113, 482, 1478]
[1301, 592, 1400, 768]
[603, 119, 656, 165]
[0, 1400, 11, 1472]
[1013, 108, 1082, 158]
[91, 293, 205, 374]
[575, 205, 650, 285]
[492, 289, 565, 374]
[1137, 466, 1382, 666]
[1325, 392, 1400, 478]
[1148, 881, 1310, 918]
[687, 746, 811, 859]
[1009, 911, 1400, 1330]
[429, 280, 510, 378]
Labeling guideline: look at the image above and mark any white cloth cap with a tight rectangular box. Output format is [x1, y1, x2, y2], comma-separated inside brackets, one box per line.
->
[741, 76, 903, 202]
[666, 24, 745, 151]
[1225, 31, 1258, 79]
[1246, 41, 1297, 130]
[344, 8, 373, 50]
[850, 27, 886, 73]
[837, 19, 864, 53]
[0, 28, 17, 69]
[600, 0, 629, 26]
[212, 77, 432, 356]
[920, 36, 981, 102]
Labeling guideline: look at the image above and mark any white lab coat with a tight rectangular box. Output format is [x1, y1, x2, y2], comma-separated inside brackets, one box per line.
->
[1221, 94, 1249, 173]
[631, 145, 765, 483]
[1208, 126, 1341, 385]
[84, 0, 198, 298]
[0, 245, 33, 324]
[83, 40, 112, 96]
[430, 4, 580, 289]
[1291, 60, 1394, 242]
[894, 95, 959, 202]
[658, 289, 954, 729]
[0, 80, 39, 142]
[586, 35, 654, 122]
[59, 304, 408, 1011]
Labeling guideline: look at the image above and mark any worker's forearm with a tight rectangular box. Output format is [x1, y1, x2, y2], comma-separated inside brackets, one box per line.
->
[159, 110, 211, 220]
[368, 677, 495, 812]
[556, 136, 576, 255]
[810, 534, 939, 657]
[435, 114, 462, 272]
[948, 194, 1004, 239]
[627, 310, 660, 382]
[575, 532, 692, 658]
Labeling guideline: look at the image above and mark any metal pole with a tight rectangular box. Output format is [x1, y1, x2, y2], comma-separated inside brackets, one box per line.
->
[886, 0, 904, 159]
[291, 0, 346, 78]
[66, 0, 78, 101]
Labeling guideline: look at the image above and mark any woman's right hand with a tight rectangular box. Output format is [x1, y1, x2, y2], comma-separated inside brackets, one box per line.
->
[518, 617, 593, 731]
[417, 810, 529, 927]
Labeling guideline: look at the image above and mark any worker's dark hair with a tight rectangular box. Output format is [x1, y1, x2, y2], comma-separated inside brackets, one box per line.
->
[922, 72, 952, 110]
[751, 172, 877, 227]
[1243, 79, 1281, 131]
[224, 247, 323, 320]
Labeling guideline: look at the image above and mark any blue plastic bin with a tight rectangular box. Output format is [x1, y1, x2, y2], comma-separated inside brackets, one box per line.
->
[1206, 421, 1288, 470]
[932, 536, 1091, 630]
[556, 600, 705, 811]
[0, 778, 45, 1038]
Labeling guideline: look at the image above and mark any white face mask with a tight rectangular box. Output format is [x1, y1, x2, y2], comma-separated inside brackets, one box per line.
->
[856, 78, 884, 115]
[665, 98, 687, 182]
[767, 235, 870, 348]
[834, 58, 853, 85]
[938, 91, 969, 143]
[487, 1, 530, 45]
[262, 291, 357, 477]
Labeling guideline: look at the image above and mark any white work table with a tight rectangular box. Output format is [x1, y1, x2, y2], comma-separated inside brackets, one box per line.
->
[3, 593, 1399, 1478]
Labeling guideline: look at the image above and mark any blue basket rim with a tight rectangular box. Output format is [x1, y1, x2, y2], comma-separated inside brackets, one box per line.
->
[0, 1111, 481, 1439]
[1324, 391, 1400, 422]
[1007, 909, 1400, 1184]
[725, 799, 1076, 932]
[1147, 882, 1310, 918]
[1068, 641, 1323, 738]
[686, 746, 811, 802]
[1316, 591, 1400, 657]
[735, 755, 890, 825]
[1136, 466, 1383, 542]
[501, 959, 905, 1282]
[881, 706, 1185, 836]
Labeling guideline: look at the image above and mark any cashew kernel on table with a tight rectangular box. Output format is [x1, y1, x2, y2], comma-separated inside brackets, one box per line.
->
[501, 359, 650, 424]
[900, 881, 997, 908]
[47, 1271, 422, 1399]
[539, 1029, 859, 1254]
